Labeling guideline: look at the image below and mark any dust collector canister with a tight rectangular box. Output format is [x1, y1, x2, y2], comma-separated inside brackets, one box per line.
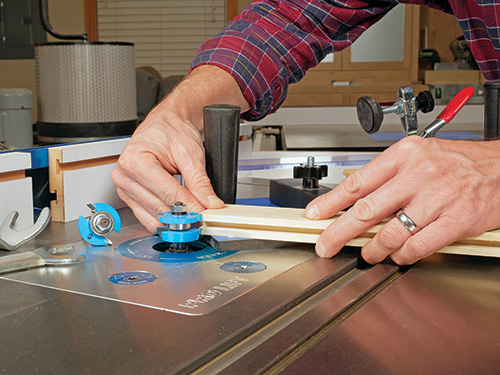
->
[35, 42, 137, 143]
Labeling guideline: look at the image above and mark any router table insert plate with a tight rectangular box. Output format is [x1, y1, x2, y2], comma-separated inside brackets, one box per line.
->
[0, 223, 357, 316]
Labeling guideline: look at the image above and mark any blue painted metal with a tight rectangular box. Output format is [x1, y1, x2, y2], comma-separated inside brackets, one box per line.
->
[116, 235, 236, 263]
[156, 211, 202, 243]
[108, 271, 158, 285]
[158, 227, 201, 243]
[157, 211, 202, 225]
[236, 197, 277, 207]
[23, 146, 50, 169]
[78, 203, 122, 246]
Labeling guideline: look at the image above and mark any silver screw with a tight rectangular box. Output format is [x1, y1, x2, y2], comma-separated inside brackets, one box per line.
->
[171, 202, 187, 215]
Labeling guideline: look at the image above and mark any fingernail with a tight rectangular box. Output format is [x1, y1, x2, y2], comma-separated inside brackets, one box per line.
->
[315, 240, 328, 258]
[306, 204, 320, 219]
[207, 195, 225, 208]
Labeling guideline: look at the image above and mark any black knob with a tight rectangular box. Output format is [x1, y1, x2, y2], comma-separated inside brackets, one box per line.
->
[416, 90, 435, 113]
[357, 96, 383, 134]
[293, 157, 328, 189]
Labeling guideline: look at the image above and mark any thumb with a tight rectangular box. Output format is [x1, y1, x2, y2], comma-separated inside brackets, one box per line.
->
[179, 162, 225, 209]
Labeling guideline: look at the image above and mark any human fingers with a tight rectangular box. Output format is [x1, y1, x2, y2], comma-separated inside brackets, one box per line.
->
[361, 205, 439, 264]
[117, 187, 162, 232]
[389, 216, 466, 265]
[363, 172, 494, 265]
[173, 145, 225, 209]
[305, 137, 424, 220]
[115, 147, 207, 212]
[314, 172, 417, 258]
[138, 132, 224, 210]
[113, 166, 188, 217]
[306, 154, 396, 220]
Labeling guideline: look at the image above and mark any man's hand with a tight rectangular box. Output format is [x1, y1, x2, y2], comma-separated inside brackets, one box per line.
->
[112, 66, 250, 232]
[305, 136, 500, 265]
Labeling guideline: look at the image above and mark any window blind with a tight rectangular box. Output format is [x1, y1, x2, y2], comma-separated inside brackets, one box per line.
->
[96, 0, 226, 77]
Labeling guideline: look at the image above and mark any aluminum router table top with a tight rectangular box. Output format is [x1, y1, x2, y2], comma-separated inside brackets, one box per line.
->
[1, 183, 500, 374]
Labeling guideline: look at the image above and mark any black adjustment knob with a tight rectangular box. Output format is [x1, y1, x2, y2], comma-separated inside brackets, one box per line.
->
[293, 156, 328, 189]
[357, 96, 383, 134]
[416, 90, 435, 113]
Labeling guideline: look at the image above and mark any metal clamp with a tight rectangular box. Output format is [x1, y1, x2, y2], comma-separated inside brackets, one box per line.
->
[357, 86, 474, 139]
[419, 86, 475, 138]
[357, 86, 434, 136]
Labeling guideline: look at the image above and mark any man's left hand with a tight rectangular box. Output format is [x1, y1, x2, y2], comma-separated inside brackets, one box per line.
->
[305, 136, 500, 265]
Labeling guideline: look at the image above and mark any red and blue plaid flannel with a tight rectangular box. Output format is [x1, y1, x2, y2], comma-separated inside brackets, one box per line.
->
[191, 0, 499, 120]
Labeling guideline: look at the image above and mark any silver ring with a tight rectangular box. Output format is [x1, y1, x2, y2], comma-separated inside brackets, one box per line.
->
[396, 210, 419, 235]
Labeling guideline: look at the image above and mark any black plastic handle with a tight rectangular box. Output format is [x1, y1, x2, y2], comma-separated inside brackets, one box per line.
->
[203, 105, 241, 204]
[484, 81, 500, 139]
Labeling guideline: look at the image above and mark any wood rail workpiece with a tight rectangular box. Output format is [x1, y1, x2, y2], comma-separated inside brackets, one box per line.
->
[201, 204, 500, 259]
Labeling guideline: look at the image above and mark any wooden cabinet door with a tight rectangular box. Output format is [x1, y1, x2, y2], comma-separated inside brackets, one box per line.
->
[284, 5, 422, 107]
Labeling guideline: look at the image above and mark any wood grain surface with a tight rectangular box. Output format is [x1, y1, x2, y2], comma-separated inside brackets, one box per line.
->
[202, 204, 500, 258]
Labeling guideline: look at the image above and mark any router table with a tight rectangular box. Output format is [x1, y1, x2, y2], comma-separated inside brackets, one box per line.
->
[1, 168, 500, 374]
[1, 98, 499, 374]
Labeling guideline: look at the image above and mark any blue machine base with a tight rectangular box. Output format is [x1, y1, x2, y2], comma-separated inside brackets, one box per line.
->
[116, 235, 236, 263]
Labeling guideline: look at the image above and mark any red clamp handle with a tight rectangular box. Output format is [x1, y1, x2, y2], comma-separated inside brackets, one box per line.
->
[437, 86, 475, 123]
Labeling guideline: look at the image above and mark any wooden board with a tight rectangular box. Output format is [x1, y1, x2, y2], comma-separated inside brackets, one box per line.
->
[202, 205, 500, 258]
[420, 7, 462, 63]
[424, 70, 482, 85]
[47, 133, 251, 223]
[49, 138, 129, 222]
[0, 152, 33, 229]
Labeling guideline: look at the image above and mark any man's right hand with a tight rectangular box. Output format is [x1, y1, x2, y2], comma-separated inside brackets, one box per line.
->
[112, 65, 250, 232]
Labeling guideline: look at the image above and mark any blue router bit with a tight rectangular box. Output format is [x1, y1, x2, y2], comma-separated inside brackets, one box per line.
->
[78, 203, 121, 246]
[156, 202, 202, 252]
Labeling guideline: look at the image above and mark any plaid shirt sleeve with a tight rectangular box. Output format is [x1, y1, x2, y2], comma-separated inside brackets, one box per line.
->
[191, 0, 499, 121]
[191, 0, 404, 120]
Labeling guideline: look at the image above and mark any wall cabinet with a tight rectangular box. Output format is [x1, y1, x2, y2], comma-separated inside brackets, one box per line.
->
[283, 5, 427, 107]
[84, 1, 458, 108]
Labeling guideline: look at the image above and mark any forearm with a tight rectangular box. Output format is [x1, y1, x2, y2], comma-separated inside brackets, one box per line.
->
[192, 0, 399, 120]
[148, 65, 250, 132]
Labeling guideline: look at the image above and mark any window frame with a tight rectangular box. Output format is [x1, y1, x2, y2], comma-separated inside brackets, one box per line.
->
[84, 0, 238, 41]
